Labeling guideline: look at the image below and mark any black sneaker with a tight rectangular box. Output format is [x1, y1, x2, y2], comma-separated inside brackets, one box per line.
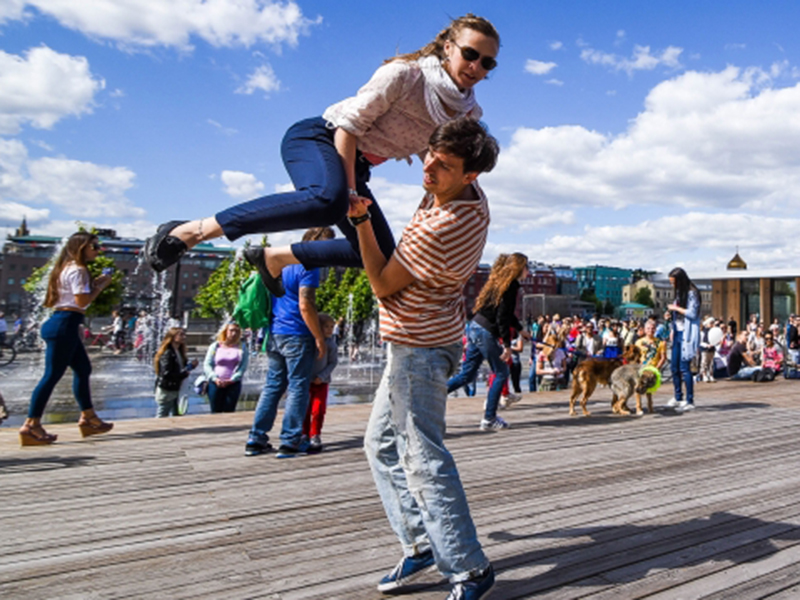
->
[307, 435, 322, 454]
[244, 247, 285, 297]
[143, 220, 188, 272]
[244, 440, 272, 457]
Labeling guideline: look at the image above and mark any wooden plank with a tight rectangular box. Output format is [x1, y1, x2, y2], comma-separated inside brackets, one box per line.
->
[0, 378, 799, 599]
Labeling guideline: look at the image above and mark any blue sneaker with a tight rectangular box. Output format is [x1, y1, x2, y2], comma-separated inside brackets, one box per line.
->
[275, 439, 310, 459]
[446, 565, 495, 600]
[377, 549, 436, 592]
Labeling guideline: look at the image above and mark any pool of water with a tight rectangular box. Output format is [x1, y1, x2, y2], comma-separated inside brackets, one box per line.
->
[0, 351, 385, 427]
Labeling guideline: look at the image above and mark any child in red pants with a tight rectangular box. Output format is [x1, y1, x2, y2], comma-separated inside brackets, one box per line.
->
[303, 313, 338, 453]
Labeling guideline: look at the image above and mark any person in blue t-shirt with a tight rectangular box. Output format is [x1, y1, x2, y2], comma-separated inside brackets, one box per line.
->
[245, 227, 332, 458]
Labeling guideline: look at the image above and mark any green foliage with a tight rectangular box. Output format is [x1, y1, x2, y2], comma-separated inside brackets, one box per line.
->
[193, 254, 255, 321]
[634, 286, 655, 308]
[603, 299, 615, 315]
[580, 288, 603, 314]
[85, 255, 124, 317]
[23, 263, 48, 296]
[632, 268, 655, 283]
[350, 270, 376, 323]
[316, 267, 376, 324]
[316, 268, 339, 316]
[23, 247, 123, 317]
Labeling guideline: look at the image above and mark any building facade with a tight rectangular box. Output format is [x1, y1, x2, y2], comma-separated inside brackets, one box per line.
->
[574, 265, 633, 307]
[552, 265, 579, 296]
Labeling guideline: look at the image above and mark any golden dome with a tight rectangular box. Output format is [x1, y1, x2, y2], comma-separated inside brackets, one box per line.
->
[727, 251, 747, 270]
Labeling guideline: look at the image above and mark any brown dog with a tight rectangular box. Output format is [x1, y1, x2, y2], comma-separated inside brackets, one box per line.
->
[609, 364, 659, 415]
[569, 345, 641, 416]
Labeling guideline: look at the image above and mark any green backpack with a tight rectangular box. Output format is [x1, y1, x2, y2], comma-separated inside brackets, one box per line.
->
[232, 272, 271, 338]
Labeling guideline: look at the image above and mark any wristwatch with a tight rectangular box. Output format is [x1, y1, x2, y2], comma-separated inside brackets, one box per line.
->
[348, 212, 371, 227]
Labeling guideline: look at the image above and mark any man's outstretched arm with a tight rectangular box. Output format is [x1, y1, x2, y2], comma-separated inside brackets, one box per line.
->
[349, 199, 415, 299]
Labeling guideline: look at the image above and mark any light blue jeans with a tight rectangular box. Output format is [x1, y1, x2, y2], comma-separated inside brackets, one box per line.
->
[730, 366, 760, 380]
[364, 343, 489, 582]
[447, 321, 509, 421]
[249, 334, 316, 448]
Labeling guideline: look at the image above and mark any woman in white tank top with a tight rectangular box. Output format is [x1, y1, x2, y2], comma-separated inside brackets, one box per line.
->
[19, 232, 114, 446]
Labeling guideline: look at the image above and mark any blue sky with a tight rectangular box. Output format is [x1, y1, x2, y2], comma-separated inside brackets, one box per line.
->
[2, 0, 800, 274]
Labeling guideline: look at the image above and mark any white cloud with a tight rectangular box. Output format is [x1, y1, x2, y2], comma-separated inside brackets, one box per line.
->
[0, 0, 26, 23]
[27, 157, 141, 218]
[26, 218, 159, 240]
[235, 64, 280, 97]
[546, 79, 564, 87]
[5, 0, 316, 52]
[525, 59, 557, 76]
[0, 138, 143, 219]
[486, 212, 800, 273]
[482, 65, 800, 213]
[0, 200, 49, 227]
[549, 41, 563, 51]
[207, 119, 238, 136]
[581, 44, 683, 76]
[221, 170, 265, 198]
[0, 46, 104, 134]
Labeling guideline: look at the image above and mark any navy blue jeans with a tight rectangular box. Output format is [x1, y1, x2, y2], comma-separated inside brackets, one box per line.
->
[208, 380, 242, 413]
[29, 310, 93, 419]
[671, 330, 694, 404]
[215, 116, 396, 268]
[249, 334, 316, 449]
[447, 321, 509, 421]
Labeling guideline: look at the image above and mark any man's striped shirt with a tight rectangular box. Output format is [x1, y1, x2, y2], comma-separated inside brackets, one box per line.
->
[379, 182, 489, 347]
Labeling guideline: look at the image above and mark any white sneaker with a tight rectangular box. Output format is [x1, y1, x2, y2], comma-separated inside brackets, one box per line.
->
[665, 397, 679, 408]
[676, 401, 695, 413]
[480, 416, 510, 431]
[499, 396, 509, 410]
[505, 392, 522, 406]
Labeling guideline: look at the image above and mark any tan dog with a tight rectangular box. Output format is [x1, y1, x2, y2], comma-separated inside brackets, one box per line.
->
[569, 345, 641, 416]
[609, 364, 659, 415]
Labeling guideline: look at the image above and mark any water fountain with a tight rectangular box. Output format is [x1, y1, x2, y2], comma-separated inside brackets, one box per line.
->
[0, 251, 388, 427]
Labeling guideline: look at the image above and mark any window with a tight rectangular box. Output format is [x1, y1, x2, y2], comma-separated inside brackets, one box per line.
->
[7, 278, 13, 285]
[182, 284, 187, 291]
[20, 278, 25, 285]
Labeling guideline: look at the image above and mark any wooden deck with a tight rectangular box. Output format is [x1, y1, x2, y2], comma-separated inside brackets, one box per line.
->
[1, 378, 800, 599]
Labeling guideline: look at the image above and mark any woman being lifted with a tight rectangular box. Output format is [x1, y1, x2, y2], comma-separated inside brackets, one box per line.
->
[144, 14, 500, 296]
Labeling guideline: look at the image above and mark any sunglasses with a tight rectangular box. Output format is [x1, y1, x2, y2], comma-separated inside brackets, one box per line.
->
[451, 40, 497, 71]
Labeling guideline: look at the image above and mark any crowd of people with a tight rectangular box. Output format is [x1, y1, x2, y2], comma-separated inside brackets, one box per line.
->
[452, 289, 798, 422]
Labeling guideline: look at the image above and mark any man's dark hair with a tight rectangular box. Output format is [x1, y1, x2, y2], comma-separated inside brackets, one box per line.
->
[428, 117, 499, 174]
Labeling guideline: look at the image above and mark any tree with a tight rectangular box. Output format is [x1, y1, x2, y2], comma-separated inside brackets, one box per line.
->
[315, 267, 377, 333]
[193, 253, 255, 321]
[603, 299, 615, 315]
[316, 268, 339, 316]
[632, 268, 655, 283]
[634, 287, 655, 308]
[580, 288, 603, 314]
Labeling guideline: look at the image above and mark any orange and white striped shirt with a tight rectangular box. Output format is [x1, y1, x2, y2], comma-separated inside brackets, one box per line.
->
[379, 182, 489, 347]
